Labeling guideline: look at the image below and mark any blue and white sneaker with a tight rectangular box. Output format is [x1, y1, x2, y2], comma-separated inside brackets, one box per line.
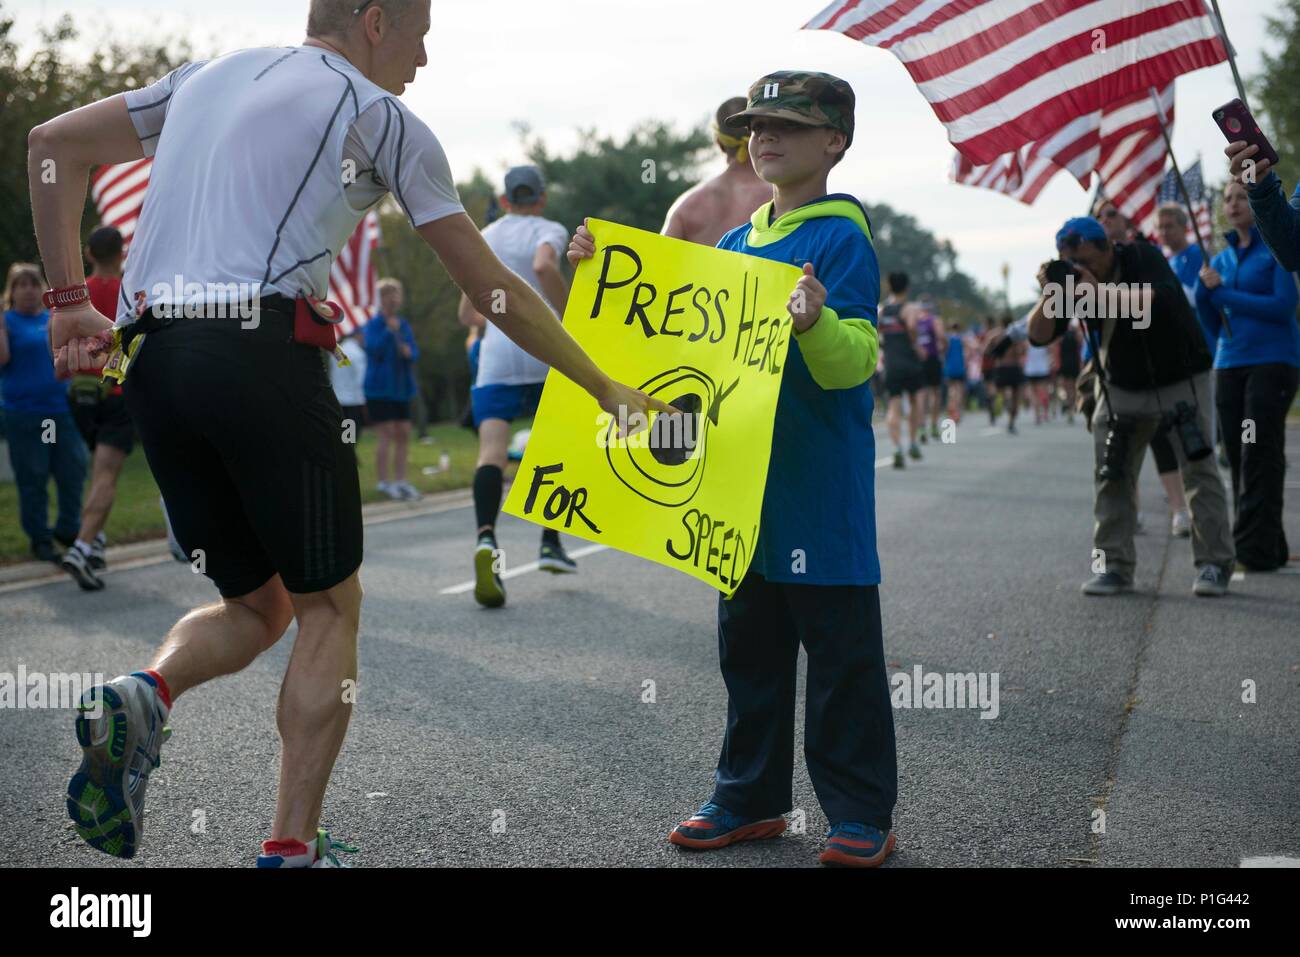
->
[67, 674, 171, 859]
[668, 801, 786, 850]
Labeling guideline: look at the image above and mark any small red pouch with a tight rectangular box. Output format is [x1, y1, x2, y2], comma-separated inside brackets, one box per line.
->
[293, 296, 342, 350]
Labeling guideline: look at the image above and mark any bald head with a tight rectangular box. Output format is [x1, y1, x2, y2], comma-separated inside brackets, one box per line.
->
[307, 0, 417, 39]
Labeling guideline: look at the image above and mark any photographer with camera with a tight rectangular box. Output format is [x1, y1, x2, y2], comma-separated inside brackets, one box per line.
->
[1026, 217, 1234, 597]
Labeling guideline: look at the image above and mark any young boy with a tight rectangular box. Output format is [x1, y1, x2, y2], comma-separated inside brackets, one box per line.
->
[569, 72, 896, 867]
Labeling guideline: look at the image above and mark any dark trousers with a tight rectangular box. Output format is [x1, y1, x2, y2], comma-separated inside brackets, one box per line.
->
[711, 572, 897, 830]
[3, 409, 87, 549]
[1216, 363, 1300, 570]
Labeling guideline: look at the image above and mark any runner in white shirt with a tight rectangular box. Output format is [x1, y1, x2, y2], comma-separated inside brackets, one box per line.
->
[1023, 341, 1054, 424]
[29, 0, 672, 868]
[457, 166, 575, 607]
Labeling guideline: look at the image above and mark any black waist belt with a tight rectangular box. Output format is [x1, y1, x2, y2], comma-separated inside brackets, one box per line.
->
[123, 293, 299, 348]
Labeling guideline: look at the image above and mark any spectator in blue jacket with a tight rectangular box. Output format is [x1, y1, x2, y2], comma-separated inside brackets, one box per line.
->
[1228, 140, 1300, 272]
[363, 278, 421, 501]
[1197, 180, 1300, 571]
[0, 263, 88, 563]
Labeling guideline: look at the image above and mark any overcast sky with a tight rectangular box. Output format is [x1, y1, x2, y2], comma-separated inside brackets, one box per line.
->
[9, 0, 1274, 304]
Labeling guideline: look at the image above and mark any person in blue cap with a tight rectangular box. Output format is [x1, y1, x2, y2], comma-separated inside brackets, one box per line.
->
[1026, 216, 1234, 597]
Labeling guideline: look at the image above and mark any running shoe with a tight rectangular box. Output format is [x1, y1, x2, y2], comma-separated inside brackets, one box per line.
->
[908, 443, 922, 461]
[668, 801, 786, 850]
[1081, 572, 1133, 596]
[1171, 508, 1192, 539]
[919, 431, 928, 445]
[1007, 422, 1018, 435]
[930, 423, 940, 440]
[892, 451, 905, 470]
[257, 829, 358, 868]
[474, 534, 506, 608]
[377, 481, 403, 501]
[61, 546, 105, 591]
[819, 822, 896, 867]
[395, 481, 423, 501]
[311, 830, 359, 867]
[89, 532, 107, 571]
[1193, 564, 1230, 597]
[539, 541, 578, 574]
[67, 675, 171, 859]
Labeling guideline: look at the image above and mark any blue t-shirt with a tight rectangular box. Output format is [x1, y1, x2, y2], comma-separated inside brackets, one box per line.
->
[0, 309, 69, 415]
[944, 332, 965, 378]
[716, 194, 881, 586]
[1196, 227, 1300, 370]
[362, 313, 420, 402]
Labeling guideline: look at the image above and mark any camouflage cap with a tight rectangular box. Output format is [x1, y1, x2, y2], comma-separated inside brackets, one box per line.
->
[726, 71, 855, 149]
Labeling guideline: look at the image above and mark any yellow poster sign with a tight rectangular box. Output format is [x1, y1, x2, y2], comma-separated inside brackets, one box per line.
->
[502, 219, 801, 595]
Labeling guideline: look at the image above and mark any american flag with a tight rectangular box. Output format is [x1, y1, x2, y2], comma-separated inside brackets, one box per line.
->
[89, 159, 381, 334]
[804, 0, 1227, 166]
[1156, 159, 1215, 244]
[952, 83, 1176, 219]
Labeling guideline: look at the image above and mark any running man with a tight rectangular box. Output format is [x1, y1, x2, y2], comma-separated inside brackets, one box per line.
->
[913, 297, 944, 442]
[879, 273, 923, 468]
[662, 97, 774, 247]
[458, 165, 578, 608]
[989, 315, 1025, 434]
[942, 319, 966, 424]
[1024, 340, 1053, 424]
[32, 0, 670, 867]
[61, 226, 135, 590]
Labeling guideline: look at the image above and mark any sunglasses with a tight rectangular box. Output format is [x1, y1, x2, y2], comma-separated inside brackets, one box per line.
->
[353, 0, 377, 15]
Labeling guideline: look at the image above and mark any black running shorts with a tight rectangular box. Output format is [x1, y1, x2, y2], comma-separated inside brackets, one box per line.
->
[124, 310, 363, 598]
[885, 363, 924, 398]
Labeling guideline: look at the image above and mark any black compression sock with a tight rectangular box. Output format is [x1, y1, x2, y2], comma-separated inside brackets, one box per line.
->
[473, 465, 503, 534]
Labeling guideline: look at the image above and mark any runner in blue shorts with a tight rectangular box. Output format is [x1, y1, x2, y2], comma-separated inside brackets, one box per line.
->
[457, 166, 577, 607]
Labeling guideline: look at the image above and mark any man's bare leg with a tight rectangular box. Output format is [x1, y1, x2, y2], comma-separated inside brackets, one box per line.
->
[149, 575, 295, 699]
[272, 570, 363, 844]
[886, 396, 902, 449]
[375, 422, 391, 485]
[77, 444, 127, 544]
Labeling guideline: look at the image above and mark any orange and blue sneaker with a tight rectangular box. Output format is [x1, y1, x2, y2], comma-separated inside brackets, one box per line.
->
[667, 801, 786, 850]
[818, 822, 896, 867]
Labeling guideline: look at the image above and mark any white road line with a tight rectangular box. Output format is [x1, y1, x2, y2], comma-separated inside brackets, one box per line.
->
[980, 427, 1003, 437]
[1231, 570, 1246, 583]
[439, 543, 610, 595]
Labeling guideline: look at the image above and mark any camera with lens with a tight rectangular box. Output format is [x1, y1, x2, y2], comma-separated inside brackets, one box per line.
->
[1044, 259, 1081, 287]
[1097, 415, 1136, 482]
[1170, 401, 1211, 462]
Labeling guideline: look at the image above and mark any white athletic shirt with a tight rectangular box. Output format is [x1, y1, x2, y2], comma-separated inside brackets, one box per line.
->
[330, 335, 367, 406]
[1024, 343, 1053, 377]
[473, 214, 569, 387]
[116, 46, 464, 326]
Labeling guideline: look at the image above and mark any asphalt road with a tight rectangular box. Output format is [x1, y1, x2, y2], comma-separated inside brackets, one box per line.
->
[1, 417, 1296, 868]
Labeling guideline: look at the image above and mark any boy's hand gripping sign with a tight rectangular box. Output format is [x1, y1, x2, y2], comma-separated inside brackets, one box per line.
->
[503, 219, 800, 595]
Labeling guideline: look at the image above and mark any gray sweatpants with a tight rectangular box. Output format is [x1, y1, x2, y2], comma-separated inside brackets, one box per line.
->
[1092, 371, 1234, 580]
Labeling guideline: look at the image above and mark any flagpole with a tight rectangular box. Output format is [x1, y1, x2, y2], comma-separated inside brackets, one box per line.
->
[1149, 87, 1231, 338]
[1208, 0, 1251, 108]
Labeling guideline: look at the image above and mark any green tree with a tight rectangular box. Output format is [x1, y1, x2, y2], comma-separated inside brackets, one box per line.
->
[0, 4, 198, 268]
[864, 202, 993, 324]
[522, 120, 711, 233]
[1255, 0, 1300, 182]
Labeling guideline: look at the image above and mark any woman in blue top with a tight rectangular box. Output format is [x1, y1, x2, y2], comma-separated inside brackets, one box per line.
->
[0, 264, 88, 562]
[1197, 181, 1300, 571]
[363, 278, 421, 501]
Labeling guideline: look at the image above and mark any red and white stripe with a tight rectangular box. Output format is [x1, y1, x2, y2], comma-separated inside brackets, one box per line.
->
[953, 84, 1175, 219]
[806, 0, 1227, 165]
[89, 159, 381, 335]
